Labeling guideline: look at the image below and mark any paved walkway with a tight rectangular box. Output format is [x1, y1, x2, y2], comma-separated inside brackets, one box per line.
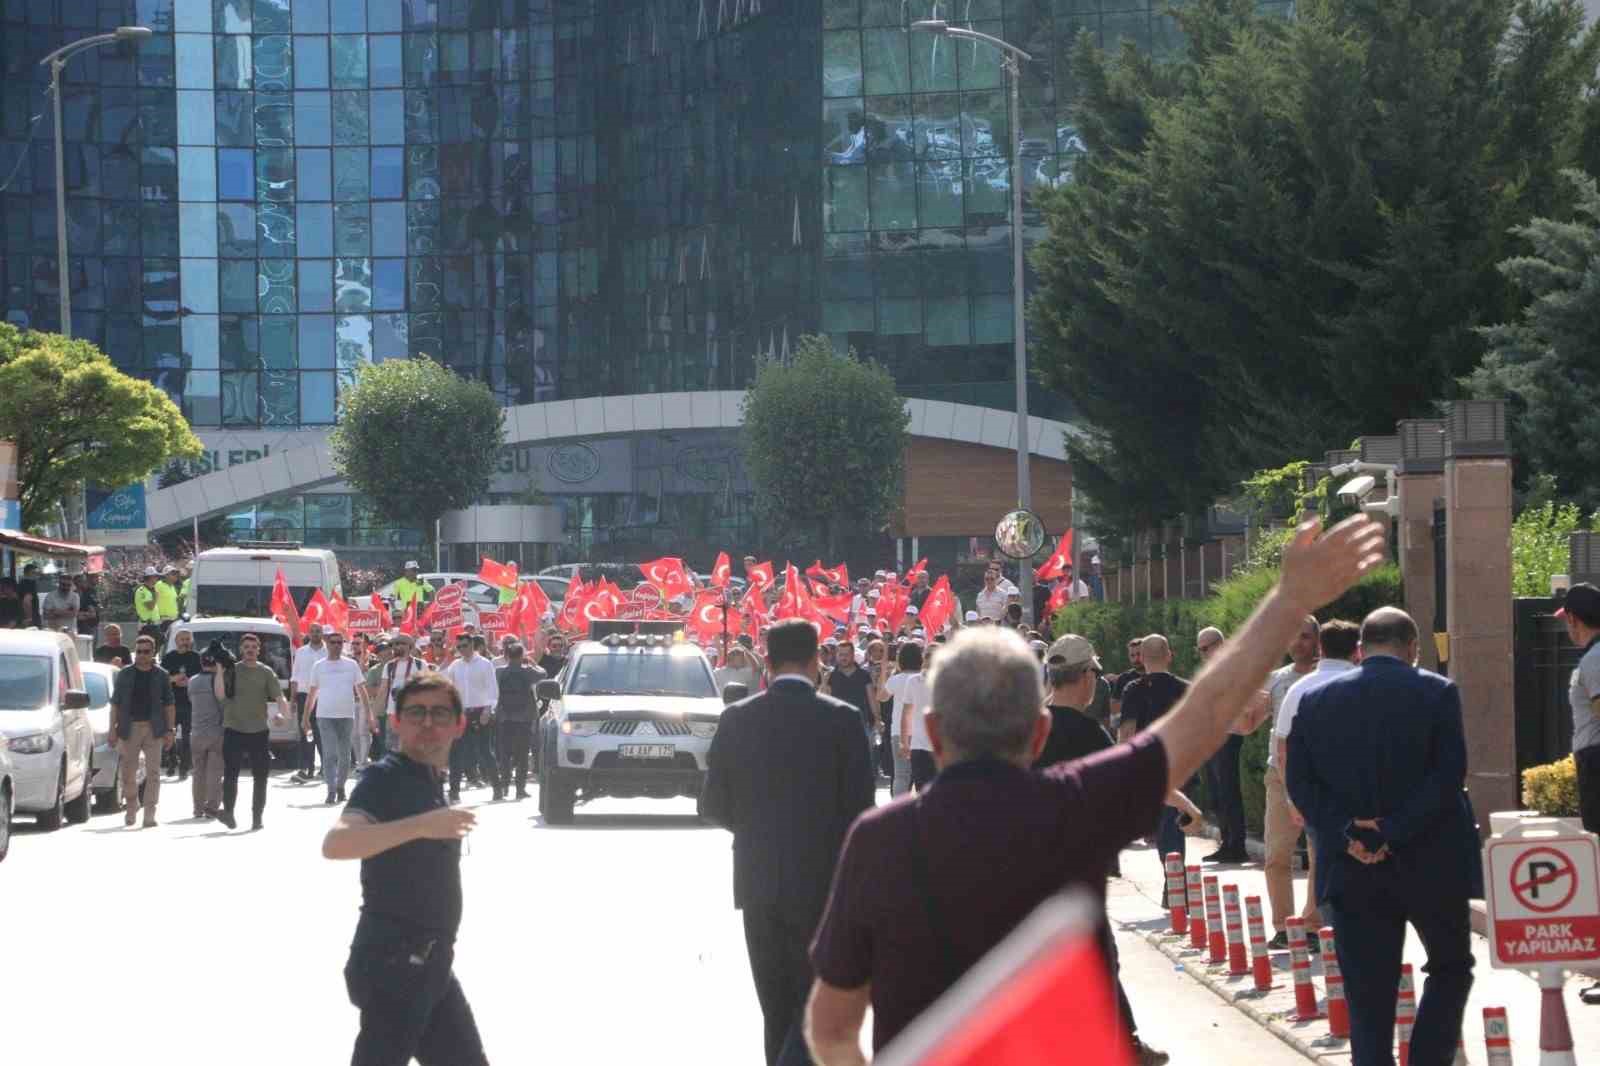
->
[1106, 837, 1600, 1065]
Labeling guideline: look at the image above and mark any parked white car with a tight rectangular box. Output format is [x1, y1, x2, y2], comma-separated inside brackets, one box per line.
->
[164, 619, 295, 757]
[0, 741, 15, 860]
[0, 630, 93, 829]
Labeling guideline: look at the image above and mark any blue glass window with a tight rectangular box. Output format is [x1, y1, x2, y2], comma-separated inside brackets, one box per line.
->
[297, 203, 334, 257]
[295, 92, 332, 146]
[331, 0, 366, 31]
[292, 0, 329, 31]
[296, 148, 331, 200]
[183, 314, 221, 369]
[217, 149, 254, 199]
[177, 91, 216, 146]
[298, 315, 336, 368]
[373, 259, 405, 311]
[300, 259, 333, 312]
[371, 91, 404, 145]
[261, 316, 298, 368]
[371, 148, 403, 199]
[295, 36, 330, 89]
[369, 0, 403, 33]
[371, 202, 407, 256]
[177, 147, 217, 202]
[217, 204, 256, 257]
[176, 34, 215, 90]
[181, 259, 219, 315]
[300, 372, 337, 423]
[220, 259, 258, 311]
[180, 203, 218, 258]
[371, 35, 403, 87]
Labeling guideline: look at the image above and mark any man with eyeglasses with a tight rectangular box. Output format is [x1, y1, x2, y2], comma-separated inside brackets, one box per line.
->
[324, 673, 485, 1066]
[212, 632, 287, 831]
[109, 634, 177, 828]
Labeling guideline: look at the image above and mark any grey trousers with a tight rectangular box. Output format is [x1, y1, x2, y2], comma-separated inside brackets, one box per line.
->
[190, 734, 224, 814]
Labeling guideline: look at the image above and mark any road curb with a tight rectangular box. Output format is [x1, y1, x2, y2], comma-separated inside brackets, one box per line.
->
[1128, 923, 1350, 1065]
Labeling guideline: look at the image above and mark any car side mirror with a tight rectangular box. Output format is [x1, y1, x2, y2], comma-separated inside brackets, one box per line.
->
[721, 682, 748, 705]
[535, 679, 562, 702]
[61, 689, 90, 710]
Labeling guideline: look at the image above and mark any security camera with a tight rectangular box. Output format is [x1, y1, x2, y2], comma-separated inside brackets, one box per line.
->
[1337, 475, 1376, 502]
[1362, 497, 1400, 520]
[1329, 462, 1358, 479]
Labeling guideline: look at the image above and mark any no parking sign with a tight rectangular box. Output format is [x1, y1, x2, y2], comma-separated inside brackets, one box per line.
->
[1483, 822, 1600, 970]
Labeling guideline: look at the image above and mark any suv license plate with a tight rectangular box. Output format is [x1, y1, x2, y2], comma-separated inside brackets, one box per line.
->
[618, 744, 675, 760]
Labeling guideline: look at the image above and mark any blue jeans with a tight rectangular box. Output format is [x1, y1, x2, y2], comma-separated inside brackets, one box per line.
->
[318, 717, 355, 794]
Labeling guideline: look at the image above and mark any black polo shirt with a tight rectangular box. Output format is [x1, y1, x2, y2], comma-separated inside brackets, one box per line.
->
[1034, 703, 1113, 769]
[1120, 671, 1189, 734]
[344, 753, 462, 941]
[828, 664, 875, 731]
[1110, 667, 1144, 701]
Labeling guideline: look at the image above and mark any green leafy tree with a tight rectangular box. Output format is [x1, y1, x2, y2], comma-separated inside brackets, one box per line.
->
[1031, 0, 1600, 529]
[0, 324, 201, 528]
[1509, 483, 1594, 596]
[741, 336, 909, 558]
[1469, 170, 1600, 512]
[329, 357, 504, 547]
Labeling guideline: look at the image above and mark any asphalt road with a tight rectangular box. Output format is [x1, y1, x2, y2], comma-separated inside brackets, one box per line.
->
[5, 771, 1312, 1066]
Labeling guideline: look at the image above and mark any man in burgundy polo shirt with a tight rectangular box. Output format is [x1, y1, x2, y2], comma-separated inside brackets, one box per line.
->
[802, 516, 1389, 1065]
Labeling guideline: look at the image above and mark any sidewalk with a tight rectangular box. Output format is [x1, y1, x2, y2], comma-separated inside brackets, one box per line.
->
[1106, 838, 1600, 1065]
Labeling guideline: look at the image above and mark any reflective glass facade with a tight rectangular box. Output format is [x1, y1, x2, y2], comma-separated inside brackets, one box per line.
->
[1, 0, 1289, 434]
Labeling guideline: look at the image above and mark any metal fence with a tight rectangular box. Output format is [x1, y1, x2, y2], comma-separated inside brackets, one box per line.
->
[1512, 597, 1582, 775]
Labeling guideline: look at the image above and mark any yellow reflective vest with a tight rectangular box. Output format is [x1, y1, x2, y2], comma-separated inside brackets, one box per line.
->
[393, 576, 433, 609]
[134, 583, 160, 623]
[155, 580, 180, 621]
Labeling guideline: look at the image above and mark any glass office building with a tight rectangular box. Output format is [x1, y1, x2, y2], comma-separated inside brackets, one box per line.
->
[0, 0, 1286, 552]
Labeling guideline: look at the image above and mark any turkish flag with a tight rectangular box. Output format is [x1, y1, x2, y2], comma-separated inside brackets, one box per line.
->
[328, 590, 351, 636]
[478, 556, 518, 589]
[904, 558, 928, 585]
[710, 551, 732, 588]
[511, 580, 549, 637]
[1046, 580, 1072, 619]
[270, 568, 301, 647]
[302, 588, 334, 630]
[399, 596, 418, 636]
[1035, 530, 1075, 583]
[874, 894, 1131, 1066]
[556, 576, 591, 633]
[919, 576, 955, 636]
[812, 592, 854, 623]
[745, 559, 774, 589]
[370, 593, 392, 630]
[641, 557, 693, 600]
[878, 583, 908, 633]
[806, 560, 849, 589]
[688, 591, 740, 642]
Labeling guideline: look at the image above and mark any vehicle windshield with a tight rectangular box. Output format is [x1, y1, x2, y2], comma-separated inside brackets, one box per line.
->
[566, 653, 716, 698]
[196, 585, 320, 618]
[83, 672, 111, 709]
[184, 631, 293, 679]
[0, 655, 52, 710]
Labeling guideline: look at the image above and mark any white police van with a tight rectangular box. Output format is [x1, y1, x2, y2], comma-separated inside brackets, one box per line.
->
[536, 634, 726, 825]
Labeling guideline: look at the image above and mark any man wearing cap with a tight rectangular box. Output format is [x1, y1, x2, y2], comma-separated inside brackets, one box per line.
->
[1559, 583, 1600, 835]
[392, 562, 433, 617]
[157, 565, 183, 629]
[134, 568, 163, 629]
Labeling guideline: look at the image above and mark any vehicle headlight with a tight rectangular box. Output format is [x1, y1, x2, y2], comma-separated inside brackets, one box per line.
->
[8, 733, 54, 754]
[561, 720, 600, 737]
[688, 722, 718, 739]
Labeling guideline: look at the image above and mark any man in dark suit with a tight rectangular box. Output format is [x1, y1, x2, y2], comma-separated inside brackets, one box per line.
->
[1287, 607, 1481, 1066]
[700, 619, 877, 1066]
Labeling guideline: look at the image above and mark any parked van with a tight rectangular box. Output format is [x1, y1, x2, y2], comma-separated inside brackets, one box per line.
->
[186, 543, 341, 619]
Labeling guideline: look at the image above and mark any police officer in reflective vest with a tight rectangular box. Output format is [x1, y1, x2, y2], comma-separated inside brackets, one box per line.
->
[322, 672, 485, 1065]
[157, 565, 182, 630]
[392, 561, 433, 617]
[134, 568, 163, 629]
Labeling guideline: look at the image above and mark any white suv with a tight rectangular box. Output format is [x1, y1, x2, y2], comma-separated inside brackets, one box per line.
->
[536, 636, 724, 825]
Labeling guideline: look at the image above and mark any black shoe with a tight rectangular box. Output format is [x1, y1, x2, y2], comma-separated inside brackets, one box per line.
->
[515, 789, 529, 800]
[1132, 1038, 1170, 1066]
[251, 817, 263, 831]
[217, 810, 237, 830]
[1203, 849, 1250, 864]
[336, 787, 346, 803]
[326, 792, 337, 805]
[1266, 931, 1290, 951]
[1304, 931, 1321, 955]
[492, 789, 504, 801]
[448, 790, 461, 803]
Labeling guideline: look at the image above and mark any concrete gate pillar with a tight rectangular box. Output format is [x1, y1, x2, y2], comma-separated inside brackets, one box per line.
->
[1442, 400, 1516, 822]
[1396, 420, 1446, 671]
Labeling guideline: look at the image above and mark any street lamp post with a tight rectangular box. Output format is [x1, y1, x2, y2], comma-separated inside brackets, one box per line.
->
[39, 26, 152, 340]
[911, 20, 1037, 619]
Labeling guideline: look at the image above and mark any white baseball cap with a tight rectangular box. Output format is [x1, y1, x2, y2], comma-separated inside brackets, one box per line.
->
[964, 610, 978, 622]
[142, 566, 159, 578]
[403, 560, 420, 569]
[906, 604, 919, 616]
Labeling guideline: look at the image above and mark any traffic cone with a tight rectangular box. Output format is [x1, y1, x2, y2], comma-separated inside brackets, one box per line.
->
[1319, 926, 1349, 1040]
[1186, 865, 1206, 951]
[1223, 885, 1248, 976]
[1164, 852, 1187, 935]
[1245, 895, 1274, 992]
[1538, 966, 1577, 1066]
[1287, 918, 1322, 1021]
[1483, 1006, 1512, 1066]
[1204, 875, 1226, 964]
[1396, 964, 1416, 1066]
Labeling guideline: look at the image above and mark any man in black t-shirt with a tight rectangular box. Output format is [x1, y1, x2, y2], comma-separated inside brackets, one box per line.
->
[823, 642, 876, 744]
[1119, 634, 1190, 867]
[492, 643, 545, 801]
[536, 631, 567, 679]
[161, 628, 203, 780]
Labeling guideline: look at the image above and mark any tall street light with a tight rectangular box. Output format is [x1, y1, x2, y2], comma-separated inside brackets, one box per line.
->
[40, 26, 152, 340]
[911, 19, 1038, 618]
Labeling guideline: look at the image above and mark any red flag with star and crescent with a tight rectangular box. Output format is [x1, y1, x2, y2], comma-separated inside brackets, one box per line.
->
[270, 568, 301, 647]
[640, 557, 694, 600]
[688, 590, 741, 642]
[1035, 530, 1075, 583]
[710, 552, 732, 588]
[919, 576, 956, 636]
[370, 593, 392, 631]
[806, 560, 849, 589]
[745, 559, 774, 589]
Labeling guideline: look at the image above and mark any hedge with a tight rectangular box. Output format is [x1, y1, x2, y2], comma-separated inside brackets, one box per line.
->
[1051, 563, 1403, 834]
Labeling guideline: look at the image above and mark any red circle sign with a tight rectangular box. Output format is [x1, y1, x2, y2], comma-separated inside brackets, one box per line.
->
[1510, 847, 1579, 914]
[434, 583, 464, 609]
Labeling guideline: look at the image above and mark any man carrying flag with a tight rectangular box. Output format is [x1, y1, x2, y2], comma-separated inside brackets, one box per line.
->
[803, 517, 1389, 1065]
[478, 556, 519, 606]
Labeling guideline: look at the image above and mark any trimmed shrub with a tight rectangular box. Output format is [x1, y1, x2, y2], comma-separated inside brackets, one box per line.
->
[1521, 755, 1580, 817]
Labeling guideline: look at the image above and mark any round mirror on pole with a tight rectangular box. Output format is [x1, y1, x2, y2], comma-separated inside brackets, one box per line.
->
[994, 509, 1047, 561]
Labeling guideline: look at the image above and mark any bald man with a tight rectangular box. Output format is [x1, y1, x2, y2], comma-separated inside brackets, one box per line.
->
[1119, 634, 1192, 890]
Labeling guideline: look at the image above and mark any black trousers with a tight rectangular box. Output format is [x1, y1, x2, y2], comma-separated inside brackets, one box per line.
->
[1324, 875, 1474, 1066]
[910, 749, 938, 791]
[495, 720, 533, 794]
[449, 710, 489, 792]
[742, 905, 817, 1066]
[222, 727, 270, 820]
[1204, 734, 1246, 851]
[1578, 745, 1600, 834]
[345, 924, 486, 1066]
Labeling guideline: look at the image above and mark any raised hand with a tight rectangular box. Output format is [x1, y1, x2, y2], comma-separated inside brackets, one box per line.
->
[1279, 516, 1389, 612]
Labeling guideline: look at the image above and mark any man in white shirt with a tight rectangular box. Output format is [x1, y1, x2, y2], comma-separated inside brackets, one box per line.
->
[849, 578, 872, 628]
[445, 632, 499, 801]
[290, 623, 328, 782]
[1263, 618, 1358, 947]
[307, 632, 369, 805]
[974, 564, 1008, 621]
